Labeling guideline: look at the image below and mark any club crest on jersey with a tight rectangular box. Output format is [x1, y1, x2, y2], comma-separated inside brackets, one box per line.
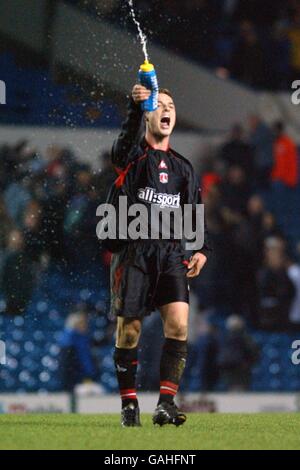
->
[158, 160, 168, 170]
[159, 172, 168, 184]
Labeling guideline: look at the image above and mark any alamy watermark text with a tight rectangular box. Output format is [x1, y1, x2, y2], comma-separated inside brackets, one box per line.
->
[291, 80, 300, 105]
[0, 80, 6, 105]
[96, 196, 205, 251]
[0, 340, 6, 365]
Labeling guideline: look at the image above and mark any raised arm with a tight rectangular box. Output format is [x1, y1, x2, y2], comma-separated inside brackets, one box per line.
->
[111, 85, 151, 169]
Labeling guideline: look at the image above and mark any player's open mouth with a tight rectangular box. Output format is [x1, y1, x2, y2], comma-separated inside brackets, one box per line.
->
[160, 116, 171, 129]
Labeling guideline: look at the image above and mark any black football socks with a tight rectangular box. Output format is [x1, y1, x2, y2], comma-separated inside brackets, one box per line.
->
[158, 338, 188, 405]
[114, 347, 139, 409]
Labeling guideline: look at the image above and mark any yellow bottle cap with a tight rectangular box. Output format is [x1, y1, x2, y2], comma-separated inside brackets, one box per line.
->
[140, 60, 154, 73]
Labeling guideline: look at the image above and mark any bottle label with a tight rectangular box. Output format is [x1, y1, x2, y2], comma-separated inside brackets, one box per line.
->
[139, 70, 159, 111]
[151, 75, 159, 110]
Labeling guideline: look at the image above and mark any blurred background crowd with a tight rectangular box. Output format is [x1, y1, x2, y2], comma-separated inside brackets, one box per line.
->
[0, 113, 300, 394]
[69, 0, 300, 90]
[0, 0, 300, 396]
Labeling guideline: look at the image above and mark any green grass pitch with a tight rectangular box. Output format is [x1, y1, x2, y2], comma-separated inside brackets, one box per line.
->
[0, 414, 299, 450]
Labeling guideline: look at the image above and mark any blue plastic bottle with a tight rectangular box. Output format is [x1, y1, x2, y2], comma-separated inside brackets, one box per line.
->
[138, 61, 159, 112]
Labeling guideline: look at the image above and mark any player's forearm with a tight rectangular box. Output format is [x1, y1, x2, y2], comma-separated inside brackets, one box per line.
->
[111, 98, 144, 168]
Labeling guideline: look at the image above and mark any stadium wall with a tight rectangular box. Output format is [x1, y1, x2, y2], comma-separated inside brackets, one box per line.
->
[0, 393, 299, 414]
[0, 0, 47, 52]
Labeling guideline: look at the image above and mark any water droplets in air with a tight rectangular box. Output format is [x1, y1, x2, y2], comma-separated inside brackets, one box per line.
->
[127, 0, 149, 62]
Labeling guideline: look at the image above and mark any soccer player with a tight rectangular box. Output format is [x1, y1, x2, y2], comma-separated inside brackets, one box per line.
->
[110, 85, 211, 427]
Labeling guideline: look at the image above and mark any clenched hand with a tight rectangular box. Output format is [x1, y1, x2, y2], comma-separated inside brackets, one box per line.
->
[132, 84, 151, 104]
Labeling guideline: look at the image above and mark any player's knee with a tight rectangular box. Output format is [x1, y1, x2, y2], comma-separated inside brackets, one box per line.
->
[118, 319, 141, 348]
[165, 321, 188, 341]
[123, 329, 139, 348]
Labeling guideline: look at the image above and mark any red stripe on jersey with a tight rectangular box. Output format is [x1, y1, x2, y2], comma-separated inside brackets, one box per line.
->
[115, 163, 132, 188]
[114, 151, 149, 189]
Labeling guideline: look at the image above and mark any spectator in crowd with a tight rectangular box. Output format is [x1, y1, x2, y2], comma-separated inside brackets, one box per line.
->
[46, 146, 67, 179]
[287, 9, 300, 81]
[64, 166, 101, 265]
[41, 178, 68, 263]
[246, 194, 266, 238]
[257, 237, 295, 331]
[248, 115, 274, 188]
[232, 0, 285, 27]
[230, 195, 285, 325]
[59, 312, 98, 391]
[271, 121, 298, 188]
[201, 172, 222, 199]
[228, 195, 265, 322]
[3, 174, 31, 227]
[0, 197, 13, 259]
[195, 184, 238, 313]
[187, 313, 220, 392]
[261, 211, 284, 240]
[230, 21, 268, 88]
[180, 293, 220, 392]
[0, 229, 34, 315]
[272, 23, 292, 90]
[23, 200, 44, 263]
[200, 322, 220, 392]
[219, 124, 254, 181]
[287, 256, 300, 327]
[220, 165, 251, 216]
[217, 315, 260, 391]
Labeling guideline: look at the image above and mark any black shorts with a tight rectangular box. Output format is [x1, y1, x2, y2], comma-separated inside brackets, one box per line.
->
[110, 241, 190, 318]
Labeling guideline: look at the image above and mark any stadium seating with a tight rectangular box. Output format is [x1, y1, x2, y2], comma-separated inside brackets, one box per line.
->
[0, 262, 116, 393]
[182, 318, 300, 393]
[1, 265, 300, 393]
[0, 52, 122, 128]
